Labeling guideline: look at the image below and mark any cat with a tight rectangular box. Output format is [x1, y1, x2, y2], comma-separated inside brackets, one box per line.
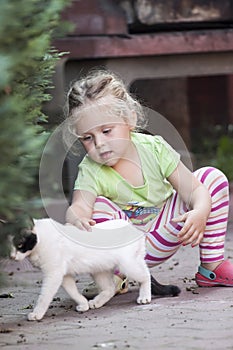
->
[8, 216, 152, 320]
[6, 214, 180, 321]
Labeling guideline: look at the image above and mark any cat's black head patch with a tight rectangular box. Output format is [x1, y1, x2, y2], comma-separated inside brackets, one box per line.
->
[13, 232, 37, 253]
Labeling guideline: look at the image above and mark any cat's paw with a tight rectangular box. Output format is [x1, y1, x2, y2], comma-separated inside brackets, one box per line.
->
[88, 299, 102, 309]
[27, 311, 44, 321]
[76, 302, 89, 312]
[137, 295, 151, 305]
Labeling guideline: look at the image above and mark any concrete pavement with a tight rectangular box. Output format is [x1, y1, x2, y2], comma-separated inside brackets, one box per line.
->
[0, 196, 233, 350]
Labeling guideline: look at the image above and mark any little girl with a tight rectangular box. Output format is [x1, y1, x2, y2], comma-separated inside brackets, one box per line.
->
[64, 69, 233, 293]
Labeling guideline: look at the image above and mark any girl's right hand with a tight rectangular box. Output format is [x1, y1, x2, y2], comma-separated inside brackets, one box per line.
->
[72, 218, 96, 231]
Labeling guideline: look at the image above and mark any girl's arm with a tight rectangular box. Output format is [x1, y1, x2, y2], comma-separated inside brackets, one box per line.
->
[168, 161, 212, 247]
[66, 189, 97, 231]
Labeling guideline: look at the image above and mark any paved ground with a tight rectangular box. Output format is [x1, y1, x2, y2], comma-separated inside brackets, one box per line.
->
[0, 196, 233, 350]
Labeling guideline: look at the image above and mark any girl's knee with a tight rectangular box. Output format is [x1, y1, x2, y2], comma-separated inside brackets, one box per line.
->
[195, 166, 229, 187]
[209, 167, 228, 182]
[95, 196, 113, 205]
[93, 196, 129, 221]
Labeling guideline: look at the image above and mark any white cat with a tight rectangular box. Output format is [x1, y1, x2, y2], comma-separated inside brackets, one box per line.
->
[10, 217, 151, 321]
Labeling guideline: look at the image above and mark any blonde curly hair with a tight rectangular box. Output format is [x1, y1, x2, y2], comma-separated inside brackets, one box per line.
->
[63, 69, 147, 153]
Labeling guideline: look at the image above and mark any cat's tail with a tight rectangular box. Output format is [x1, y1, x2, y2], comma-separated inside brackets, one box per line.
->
[151, 275, 181, 297]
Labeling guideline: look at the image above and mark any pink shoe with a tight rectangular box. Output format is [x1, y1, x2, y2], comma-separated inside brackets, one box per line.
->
[195, 260, 233, 287]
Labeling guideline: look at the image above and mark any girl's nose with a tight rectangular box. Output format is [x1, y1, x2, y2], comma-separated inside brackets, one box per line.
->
[94, 134, 104, 148]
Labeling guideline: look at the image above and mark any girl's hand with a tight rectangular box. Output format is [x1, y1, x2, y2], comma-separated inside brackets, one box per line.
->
[71, 218, 96, 231]
[66, 190, 97, 231]
[172, 209, 207, 247]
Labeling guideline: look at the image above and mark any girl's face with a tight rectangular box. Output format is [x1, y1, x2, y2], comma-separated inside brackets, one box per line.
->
[76, 109, 134, 167]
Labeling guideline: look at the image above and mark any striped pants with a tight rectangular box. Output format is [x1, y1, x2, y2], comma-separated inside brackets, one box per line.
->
[92, 167, 229, 268]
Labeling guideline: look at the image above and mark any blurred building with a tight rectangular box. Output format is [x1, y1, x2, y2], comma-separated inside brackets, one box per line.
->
[41, 0, 233, 217]
[47, 0, 233, 143]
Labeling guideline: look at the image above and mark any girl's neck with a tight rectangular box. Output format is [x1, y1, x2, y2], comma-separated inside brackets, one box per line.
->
[111, 143, 144, 187]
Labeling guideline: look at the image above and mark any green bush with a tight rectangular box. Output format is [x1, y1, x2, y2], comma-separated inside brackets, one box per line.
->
[214, 134, 233, 182]
[192, 124, 233, 182]
[0, 0, 71, 258]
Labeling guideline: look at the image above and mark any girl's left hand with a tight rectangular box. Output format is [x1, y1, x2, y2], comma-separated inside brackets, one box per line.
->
[172, 209, 207, 247]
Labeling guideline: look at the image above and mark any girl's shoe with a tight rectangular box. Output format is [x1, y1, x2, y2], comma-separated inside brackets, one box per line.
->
[82, 274, 128, 299]
[195, 260, 233, 287]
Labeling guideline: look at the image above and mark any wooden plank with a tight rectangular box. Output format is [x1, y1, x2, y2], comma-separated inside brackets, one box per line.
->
[54, 29, 233, 59]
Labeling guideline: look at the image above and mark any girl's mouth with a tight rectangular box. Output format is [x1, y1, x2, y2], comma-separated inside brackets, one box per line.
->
[100, 151, 113, 160]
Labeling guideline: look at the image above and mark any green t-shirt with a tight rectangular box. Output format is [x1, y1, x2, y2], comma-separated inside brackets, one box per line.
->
[74, 133, 180, 212]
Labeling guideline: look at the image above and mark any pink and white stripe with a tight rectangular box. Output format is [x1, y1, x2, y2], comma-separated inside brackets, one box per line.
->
[92, 167, 229, 268]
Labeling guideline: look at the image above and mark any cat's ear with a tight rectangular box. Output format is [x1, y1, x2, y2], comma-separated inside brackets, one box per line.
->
[27, 215, 34, 230]
[16, 212, 34, 230]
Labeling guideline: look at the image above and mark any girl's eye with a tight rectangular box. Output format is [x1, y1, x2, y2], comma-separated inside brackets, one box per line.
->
[102, 128, 111, 134]
[82, 135, 93, 142]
